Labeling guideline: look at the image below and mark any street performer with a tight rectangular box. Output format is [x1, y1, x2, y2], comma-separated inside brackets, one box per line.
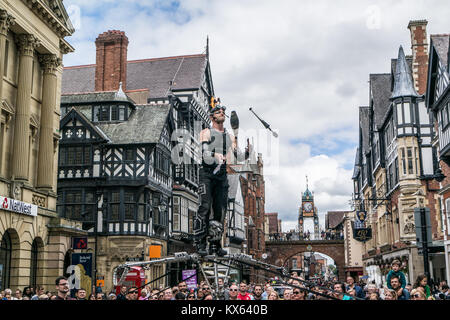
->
[194, 102, 249, 256]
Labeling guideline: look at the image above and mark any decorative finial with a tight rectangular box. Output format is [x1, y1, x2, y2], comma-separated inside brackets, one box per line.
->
[115, 81, 127, 100]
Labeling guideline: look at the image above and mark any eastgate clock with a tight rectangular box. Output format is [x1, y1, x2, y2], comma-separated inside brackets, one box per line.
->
[303, 202, 313, 212]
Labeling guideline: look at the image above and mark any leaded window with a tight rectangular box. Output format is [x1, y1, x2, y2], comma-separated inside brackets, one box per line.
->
[110, 191, 120, 221]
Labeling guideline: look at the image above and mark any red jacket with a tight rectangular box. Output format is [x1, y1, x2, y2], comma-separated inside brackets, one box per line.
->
[237, 293, 252, 300]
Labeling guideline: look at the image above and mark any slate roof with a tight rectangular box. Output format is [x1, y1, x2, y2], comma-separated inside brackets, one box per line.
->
[352, 147, 360, 179]
[96, 104, 171, 144]
[391, 46, 420, 99]
[325, 211, 347, 229]
[228, 174, 241, 200]
[370, 74, 392, 129]
[430, 34, 450, 70]
[359, 107, 370, 155]
[62, 55, 207, 99]
[61, 91, 135, 105]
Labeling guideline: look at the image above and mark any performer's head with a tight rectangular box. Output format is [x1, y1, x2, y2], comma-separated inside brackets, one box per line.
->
[209, 105, 226, 124]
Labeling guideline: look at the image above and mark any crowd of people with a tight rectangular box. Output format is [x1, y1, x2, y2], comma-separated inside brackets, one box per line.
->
[1, 260, 449, 301]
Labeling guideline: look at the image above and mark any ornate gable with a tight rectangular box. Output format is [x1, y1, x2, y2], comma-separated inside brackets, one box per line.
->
[60, 108, 108, 143]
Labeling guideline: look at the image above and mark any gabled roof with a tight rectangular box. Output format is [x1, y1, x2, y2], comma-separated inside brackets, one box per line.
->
[60, 107, 110, 142]
[391, 46, 420, 99]
[228, 174, 242, 200]
[430, 34, 450, 70]
[325, 211, 347, 229]
[359, 107, 370, 155]
[352, 147, 360, 179]
[370, 74, 391, 129]
[96, 104, 171, 144]
[62, 55, 208, 99]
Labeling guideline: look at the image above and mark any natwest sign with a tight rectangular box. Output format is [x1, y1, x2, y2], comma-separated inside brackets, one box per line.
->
[1, 196, 38, 217]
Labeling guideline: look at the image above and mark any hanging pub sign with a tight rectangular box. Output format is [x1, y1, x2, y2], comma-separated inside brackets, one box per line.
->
[356, 210, 367, 223]
[353, 227, 372, 242]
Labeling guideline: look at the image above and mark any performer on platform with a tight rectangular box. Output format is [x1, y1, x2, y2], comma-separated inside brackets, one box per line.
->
[194, 102, 249, 256]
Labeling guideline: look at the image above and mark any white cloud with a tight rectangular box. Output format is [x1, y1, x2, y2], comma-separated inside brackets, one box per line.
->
[63, 0, 450, 232]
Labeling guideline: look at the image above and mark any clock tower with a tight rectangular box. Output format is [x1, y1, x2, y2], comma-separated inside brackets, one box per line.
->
[298, 177, 320, 240]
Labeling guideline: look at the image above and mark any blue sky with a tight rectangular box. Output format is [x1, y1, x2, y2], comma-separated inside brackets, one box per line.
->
[62, 0, 450, 233]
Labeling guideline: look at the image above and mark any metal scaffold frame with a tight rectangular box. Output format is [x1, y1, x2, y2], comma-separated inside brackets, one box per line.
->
[112, 252, 361, 300]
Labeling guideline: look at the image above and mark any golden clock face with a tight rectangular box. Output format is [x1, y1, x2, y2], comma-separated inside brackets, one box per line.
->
[303, 202, 313, 212]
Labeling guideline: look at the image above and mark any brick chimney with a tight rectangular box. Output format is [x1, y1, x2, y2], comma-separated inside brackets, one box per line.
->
[95, 30, 128, 92]
[407, 20, 428, 95]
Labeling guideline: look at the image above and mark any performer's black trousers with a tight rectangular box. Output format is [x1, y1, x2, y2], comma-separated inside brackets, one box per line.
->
[194, 167, 229, 244]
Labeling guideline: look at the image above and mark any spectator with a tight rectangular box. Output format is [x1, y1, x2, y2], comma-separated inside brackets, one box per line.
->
[237, 281, 252, 300]
[283, 288, 292, 300]
[108, 293, 117, 300]
[96, 292, 105, 300]
[383, 288, 397, 300]
[346, 276, 364, 299]
[88, 293, 96, 300]
[178, 281, 188, 295]
[127, 287, 139, 301]
[14, 289, 22, 300]
[23, 286, 33, 299]
[252, 284, 266, 300]
[186, 292, 196, 300]
[175, 292, 186, 300]
[386, 260, 406, 296]
[410, 288, 426, 300]
[228, 284, 239, 300]
[413, 274, 433, 300]
[139, 288, 148, 300]
[203, 293, 213, 300]
[268, 291, 279, 300]
[31, 286, 45, 300]
[54, 276, 75, 300]
[75, 288, 87, 300]
[390, 275, 410, 300]
[116, 286, 127, 300]
[291, 288, 306, 300]
[163, 288, 174, 301]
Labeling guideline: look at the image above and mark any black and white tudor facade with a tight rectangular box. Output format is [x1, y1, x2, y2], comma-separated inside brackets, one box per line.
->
[58, 90, 175, 240]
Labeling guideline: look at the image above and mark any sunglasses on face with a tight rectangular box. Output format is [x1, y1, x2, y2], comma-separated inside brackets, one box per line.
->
[412, 294, 421, 298]
[293, 291, 301, 294]
[230, 289, 238, 291]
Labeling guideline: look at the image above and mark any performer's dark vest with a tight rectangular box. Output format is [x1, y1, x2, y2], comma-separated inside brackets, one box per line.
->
[202, 128, 232, 171]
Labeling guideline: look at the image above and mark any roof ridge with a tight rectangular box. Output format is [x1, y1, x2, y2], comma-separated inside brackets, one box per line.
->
[127, 54, 206, 64]
[431, 34, 450, 37]
[62, 90, 117, 95]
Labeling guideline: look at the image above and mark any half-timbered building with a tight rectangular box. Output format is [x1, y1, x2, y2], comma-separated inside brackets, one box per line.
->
[60, 30, 215, 289]
[58, 87, 175, 290]
[353, 20, 447, 286]
[426, 33, 450, 283]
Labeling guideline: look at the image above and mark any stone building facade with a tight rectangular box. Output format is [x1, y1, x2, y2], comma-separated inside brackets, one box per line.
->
[352, 20, 448, 286]
[0, 0, 82, 292]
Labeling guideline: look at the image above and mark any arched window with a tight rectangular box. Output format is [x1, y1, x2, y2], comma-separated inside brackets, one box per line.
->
[30, 239, 39, 288]
[0, 232, 12, 290]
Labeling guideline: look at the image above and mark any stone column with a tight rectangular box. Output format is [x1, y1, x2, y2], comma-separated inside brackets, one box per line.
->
[0, 10, 15, 100]
[37, 54, 60, 189]
[11, 34, 40, 181]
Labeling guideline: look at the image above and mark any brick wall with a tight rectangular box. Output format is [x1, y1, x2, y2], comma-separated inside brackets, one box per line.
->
[95, 30, 129, 92]
[408, 20, 429, 95]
